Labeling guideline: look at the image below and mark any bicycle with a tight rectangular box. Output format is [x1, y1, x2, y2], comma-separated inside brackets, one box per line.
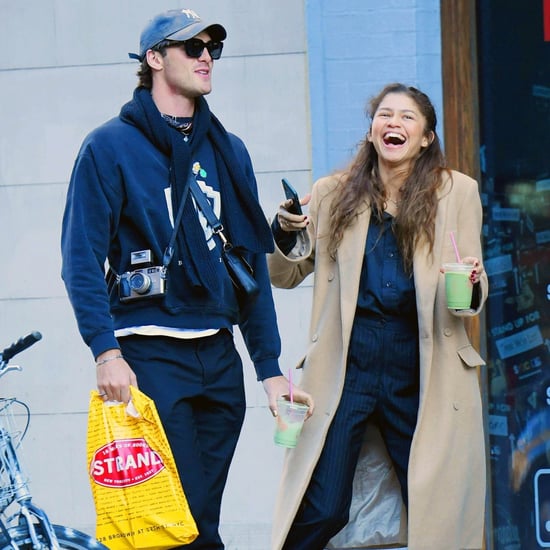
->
[0, 331, 108, 549]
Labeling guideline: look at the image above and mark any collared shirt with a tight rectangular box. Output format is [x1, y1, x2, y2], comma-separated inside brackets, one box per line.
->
[357, 211, 417, 320]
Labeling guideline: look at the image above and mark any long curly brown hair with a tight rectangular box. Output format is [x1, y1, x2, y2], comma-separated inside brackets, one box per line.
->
[327, 83, 449, 273]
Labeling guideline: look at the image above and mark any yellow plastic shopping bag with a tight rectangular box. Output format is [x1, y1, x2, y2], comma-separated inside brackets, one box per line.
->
[86, 386, 198, 549]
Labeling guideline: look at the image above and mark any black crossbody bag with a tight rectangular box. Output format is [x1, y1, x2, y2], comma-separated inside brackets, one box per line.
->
[188, 176, 260, 309]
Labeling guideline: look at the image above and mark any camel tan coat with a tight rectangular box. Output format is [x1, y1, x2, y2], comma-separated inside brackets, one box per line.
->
[268, 170, 488, 550]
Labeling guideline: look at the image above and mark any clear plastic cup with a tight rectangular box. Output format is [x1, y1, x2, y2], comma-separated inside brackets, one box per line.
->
[274, 398, 309, 448]
[443, 262, 474, 309]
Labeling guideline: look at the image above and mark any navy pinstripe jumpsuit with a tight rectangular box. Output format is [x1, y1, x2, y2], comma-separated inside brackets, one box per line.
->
[283, 211, 420, 549]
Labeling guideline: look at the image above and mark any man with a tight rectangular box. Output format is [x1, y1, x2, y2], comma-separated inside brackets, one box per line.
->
[61, 8, 313, 548]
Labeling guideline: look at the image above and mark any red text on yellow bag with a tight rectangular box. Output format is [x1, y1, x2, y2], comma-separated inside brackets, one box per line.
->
[86, 386, 198, 549]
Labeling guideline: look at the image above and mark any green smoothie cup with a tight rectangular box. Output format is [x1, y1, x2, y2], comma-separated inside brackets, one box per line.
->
[274, 398, 309, 448]
[443, 262, 474, 309]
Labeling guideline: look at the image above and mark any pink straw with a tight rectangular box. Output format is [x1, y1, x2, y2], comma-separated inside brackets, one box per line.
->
[449, 231, 461, 262]
[288, 368, 294, 403]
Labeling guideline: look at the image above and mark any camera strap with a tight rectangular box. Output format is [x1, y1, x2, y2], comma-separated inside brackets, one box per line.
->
[104, 173, 193, 293]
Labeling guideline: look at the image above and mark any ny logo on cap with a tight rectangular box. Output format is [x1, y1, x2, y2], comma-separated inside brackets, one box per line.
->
[181, 9, 200, 20]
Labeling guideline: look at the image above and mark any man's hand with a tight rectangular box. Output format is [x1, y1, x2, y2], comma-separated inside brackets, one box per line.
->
[262, 374, 314, 420]
[96, 349, 138, 403]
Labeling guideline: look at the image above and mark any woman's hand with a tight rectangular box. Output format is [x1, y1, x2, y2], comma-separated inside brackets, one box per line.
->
[277, 193, 311, 232]
[440, 256, 484, 284]
[461, 256, 484, 284]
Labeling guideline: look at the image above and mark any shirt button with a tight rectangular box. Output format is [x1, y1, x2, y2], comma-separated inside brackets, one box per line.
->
[385, 282, 392, 287]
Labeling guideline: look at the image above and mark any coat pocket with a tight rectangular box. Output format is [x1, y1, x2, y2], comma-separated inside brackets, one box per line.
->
[457, 344, 486, 367]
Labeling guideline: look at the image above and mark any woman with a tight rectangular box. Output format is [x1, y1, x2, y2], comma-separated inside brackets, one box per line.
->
[268, 83, 488, 550]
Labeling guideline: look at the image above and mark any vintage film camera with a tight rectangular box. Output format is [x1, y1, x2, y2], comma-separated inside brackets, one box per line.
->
[118, 250, 167, 303]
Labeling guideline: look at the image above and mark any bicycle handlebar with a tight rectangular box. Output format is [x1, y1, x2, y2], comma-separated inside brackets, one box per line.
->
[1, 332, 42, 363]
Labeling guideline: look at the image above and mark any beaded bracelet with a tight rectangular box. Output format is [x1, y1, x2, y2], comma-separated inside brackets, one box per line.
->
[96, 354, 123, 367]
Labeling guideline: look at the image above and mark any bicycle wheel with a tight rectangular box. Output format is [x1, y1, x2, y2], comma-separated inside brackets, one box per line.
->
[0, 523, 109, 549]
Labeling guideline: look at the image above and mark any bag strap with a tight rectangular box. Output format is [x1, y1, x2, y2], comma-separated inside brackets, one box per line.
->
[188, 176, 232, 249]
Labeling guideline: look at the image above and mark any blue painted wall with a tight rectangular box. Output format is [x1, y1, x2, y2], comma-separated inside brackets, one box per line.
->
[306, 0, 443, 180]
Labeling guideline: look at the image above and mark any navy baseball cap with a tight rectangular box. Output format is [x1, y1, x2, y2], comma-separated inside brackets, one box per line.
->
[129, 8, 227, 61]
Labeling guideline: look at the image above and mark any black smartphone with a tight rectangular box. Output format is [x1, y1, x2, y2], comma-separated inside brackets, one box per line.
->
[281, 178, 303, 215]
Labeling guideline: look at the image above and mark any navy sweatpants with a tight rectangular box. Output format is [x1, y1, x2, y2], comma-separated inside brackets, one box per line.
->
[119, 330, 246, 549]
[283, 315, 420, 550]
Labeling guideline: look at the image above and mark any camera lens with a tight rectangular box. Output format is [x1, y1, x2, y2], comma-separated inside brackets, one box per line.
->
[129, 272, 151, 295]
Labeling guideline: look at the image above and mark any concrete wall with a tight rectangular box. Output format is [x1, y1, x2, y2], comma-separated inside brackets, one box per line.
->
[0, 1, 441, 548]
[307, 0, 443, 180]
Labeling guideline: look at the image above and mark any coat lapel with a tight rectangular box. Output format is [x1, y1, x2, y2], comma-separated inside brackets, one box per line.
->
[337, 201, 371, 344]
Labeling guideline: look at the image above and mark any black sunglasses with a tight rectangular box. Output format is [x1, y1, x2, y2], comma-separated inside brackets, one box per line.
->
[159, 38, 224, 60]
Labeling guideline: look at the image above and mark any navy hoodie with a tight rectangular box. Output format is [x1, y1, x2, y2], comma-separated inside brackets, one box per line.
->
[61, 113, 282, 381]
